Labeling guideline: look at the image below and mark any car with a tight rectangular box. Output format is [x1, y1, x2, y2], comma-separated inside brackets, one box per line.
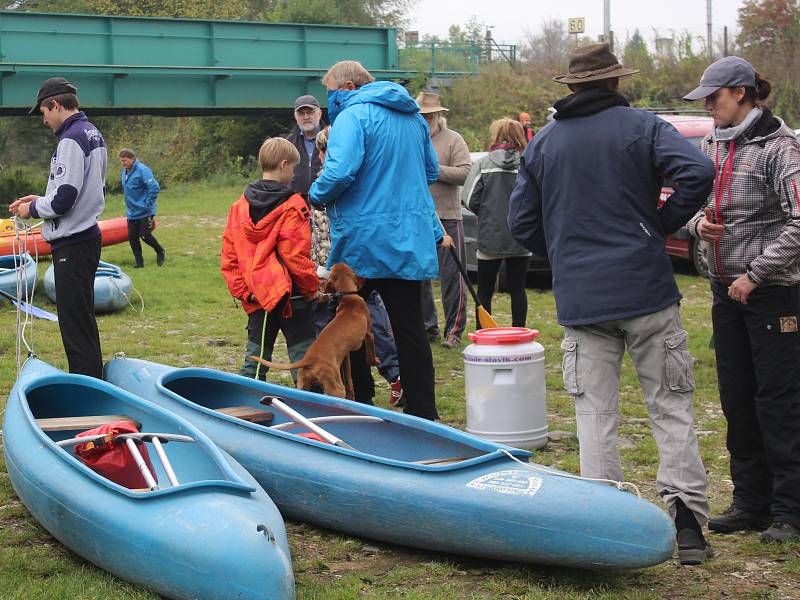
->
[460, 152, 550, 277]
[655, 113, 715, 277]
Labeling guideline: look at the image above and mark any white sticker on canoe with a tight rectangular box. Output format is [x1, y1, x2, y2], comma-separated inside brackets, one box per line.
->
[466, 470, 542, 496]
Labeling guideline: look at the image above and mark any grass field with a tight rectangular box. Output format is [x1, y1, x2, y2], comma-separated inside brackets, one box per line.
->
[1, 180, 798, 599]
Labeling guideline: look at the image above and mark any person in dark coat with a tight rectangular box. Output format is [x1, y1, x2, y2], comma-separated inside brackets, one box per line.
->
[508, 43, 716, 565]
[286, 95, 324, 196]
[462, 118, 530, 327]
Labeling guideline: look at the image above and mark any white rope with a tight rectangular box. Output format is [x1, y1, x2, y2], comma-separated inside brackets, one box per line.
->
[108, 275, 145, 314]
[10, 217, 39, 372]
[500, 449, 642, 498]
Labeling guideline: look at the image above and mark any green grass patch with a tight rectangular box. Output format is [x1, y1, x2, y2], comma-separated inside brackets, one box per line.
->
[1, 182, 798, 598]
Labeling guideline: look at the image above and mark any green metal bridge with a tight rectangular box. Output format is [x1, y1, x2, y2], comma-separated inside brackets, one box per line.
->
[0, 10, 509, 116]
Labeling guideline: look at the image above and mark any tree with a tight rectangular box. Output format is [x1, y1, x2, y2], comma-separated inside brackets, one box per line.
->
[520, 19, 570, 68]
[738, 0, 800, 52]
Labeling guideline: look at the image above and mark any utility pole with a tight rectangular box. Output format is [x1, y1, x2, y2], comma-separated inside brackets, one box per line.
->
[604, 0, 611, 50]
[707, 0, 713, 59]
[724, 26, 728, 56]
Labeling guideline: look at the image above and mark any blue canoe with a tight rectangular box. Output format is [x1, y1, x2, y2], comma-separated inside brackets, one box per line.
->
[3, 358, 294, 600]
[0, 253, 37, 302]
[44, 260, 133, 313]
[105, 357, 677, 569]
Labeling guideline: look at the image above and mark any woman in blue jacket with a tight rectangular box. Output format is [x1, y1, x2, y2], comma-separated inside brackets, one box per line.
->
[119, 148, 165, 268]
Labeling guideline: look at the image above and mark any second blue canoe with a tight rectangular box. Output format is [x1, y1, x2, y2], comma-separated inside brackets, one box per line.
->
[105, 356, 677, 569]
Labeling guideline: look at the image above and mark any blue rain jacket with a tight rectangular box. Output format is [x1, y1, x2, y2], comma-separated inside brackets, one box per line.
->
[121, 160, 160, 219]
[309, 81, 442, 280]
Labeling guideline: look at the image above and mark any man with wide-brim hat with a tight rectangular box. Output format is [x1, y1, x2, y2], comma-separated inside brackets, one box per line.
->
[414, 91, 471, 350]
[508, 42, 716, 565]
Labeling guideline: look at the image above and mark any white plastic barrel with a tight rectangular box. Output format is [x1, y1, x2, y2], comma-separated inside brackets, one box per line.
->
[463, 327, 547, 449]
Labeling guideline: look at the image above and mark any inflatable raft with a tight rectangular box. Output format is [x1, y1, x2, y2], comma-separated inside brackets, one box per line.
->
[44, 260, 133, 314]
[0, 253, 37, 302]
[0, 216, 133, 257]
[105, 357, 677, 569]
[4, 358, 295, 600]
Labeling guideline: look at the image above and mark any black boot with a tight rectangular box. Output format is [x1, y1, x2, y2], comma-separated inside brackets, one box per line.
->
[760, 522, 800, 543]
[675, 499, 712, 565]
[709, 504, 772, 533]
[156, 249, 165, 266]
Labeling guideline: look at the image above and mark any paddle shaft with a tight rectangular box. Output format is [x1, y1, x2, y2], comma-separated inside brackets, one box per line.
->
[447, 246, 498, 329]
[262, 396, 356, 451]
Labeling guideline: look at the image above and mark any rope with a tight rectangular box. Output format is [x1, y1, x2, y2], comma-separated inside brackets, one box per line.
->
[255, 310, 268, 380]
[10, 217, 40, 373]
[500, 449, 642, 498]
[108, 275, 145, 314]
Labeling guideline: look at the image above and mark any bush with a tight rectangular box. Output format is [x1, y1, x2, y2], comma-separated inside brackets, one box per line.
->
[0, 166, 43, 213]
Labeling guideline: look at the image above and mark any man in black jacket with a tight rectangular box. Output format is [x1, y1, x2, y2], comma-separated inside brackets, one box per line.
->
[286, 95, 323, 196]
[508, 43, 716, 565]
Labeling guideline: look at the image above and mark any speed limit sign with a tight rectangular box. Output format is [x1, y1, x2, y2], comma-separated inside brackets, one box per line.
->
[568, 18, 586, 34]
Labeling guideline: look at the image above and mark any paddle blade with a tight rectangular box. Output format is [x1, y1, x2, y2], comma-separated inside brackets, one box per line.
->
[477, 305, 498, 329]
[0, 290, 58, 321]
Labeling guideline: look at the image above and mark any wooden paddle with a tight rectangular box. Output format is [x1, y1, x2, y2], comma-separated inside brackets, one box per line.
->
[447, 246, 498, 330]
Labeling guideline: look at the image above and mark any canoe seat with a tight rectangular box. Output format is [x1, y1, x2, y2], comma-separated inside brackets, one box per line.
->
[37, 415, 141, 432]
[216, 405, 274, 424]
[413, 456, 469, 466]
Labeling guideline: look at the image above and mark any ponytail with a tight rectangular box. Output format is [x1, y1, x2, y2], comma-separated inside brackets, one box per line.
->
[742, 72, 771, 107]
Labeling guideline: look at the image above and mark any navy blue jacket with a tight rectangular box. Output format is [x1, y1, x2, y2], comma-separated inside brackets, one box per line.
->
[508, 92, 714, 326]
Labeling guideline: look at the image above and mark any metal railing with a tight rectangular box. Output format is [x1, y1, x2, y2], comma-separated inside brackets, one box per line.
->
[400, 41, 517, 76]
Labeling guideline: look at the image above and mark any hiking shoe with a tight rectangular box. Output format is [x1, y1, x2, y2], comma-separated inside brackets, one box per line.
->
[677, 528, 713, 565]
[156, 250, 166, 266]
[760, 522, 800, 543]
[709, 504, 772, 533]
[389, 377, 405, 407]
[441, 335, 461, 349]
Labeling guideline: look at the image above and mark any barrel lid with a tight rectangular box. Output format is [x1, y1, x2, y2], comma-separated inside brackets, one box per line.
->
[467, 327, 539, 345]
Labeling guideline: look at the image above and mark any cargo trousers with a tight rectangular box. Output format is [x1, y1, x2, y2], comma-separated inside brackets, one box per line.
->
[561, 303, 710, 525]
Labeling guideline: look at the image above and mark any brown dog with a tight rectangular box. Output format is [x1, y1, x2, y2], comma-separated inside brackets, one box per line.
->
[250, 263, 378, 399]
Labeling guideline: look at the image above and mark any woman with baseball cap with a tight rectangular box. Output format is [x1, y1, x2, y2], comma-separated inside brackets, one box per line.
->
[685, 57, 800, 543]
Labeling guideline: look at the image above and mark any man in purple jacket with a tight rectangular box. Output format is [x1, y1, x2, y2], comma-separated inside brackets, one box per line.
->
[9, 77, 107, 377]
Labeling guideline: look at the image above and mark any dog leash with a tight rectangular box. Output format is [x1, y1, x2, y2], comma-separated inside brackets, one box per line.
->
[289, 291, 360, 301]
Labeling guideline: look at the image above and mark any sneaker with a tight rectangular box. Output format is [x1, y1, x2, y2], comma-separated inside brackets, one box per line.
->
[156, 250, 166, 266]
[709, 504, 772, 533]
[441, 335, 461, 349]
[760, 522, 800, 543]
[133, 262, 144, 269]
[389, 377, 404, 407]
[426, 328, 441, 342]
[677, 528, 713, 565]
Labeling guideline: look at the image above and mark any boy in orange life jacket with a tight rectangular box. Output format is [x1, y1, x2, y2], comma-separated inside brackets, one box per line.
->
[221, 137, 319, 381]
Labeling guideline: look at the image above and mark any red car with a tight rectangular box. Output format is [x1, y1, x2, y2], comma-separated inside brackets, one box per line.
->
[657, 113, 715, 277]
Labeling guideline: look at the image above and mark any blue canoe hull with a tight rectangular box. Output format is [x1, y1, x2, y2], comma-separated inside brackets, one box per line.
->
[105, 357, 677, 569]
[0, 253, 37, 301]
[44, 260, 132, 313]
[4, 359, 294, 600]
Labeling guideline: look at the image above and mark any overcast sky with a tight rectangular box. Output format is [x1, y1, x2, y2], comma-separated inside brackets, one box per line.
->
[408, 0, 745, 48]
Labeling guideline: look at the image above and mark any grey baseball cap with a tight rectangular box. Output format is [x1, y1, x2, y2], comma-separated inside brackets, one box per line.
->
[293, 95, 320, 110]
[684, 56, 756, 101]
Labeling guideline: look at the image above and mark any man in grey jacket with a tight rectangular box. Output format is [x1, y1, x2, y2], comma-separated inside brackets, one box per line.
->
[10, 77, 107, 377]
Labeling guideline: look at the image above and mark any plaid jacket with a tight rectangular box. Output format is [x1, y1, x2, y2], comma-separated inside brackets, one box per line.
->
[687, 113, 800, 286]
[221, 193, 317, 315]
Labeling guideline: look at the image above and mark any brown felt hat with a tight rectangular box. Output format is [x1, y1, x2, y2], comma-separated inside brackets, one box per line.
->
[415, 92, 449, 114]
[553, 43, 639, 84]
